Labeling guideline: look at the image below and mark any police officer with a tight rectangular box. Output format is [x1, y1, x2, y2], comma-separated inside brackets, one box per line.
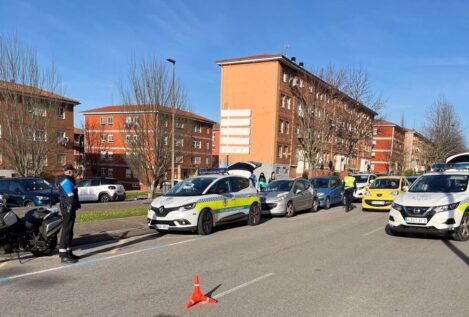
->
[56, 164, 81, 263]
[343, 171, 357, 212]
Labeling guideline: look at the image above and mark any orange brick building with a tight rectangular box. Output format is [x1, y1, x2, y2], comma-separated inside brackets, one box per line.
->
[82, 105, 215, 190]
[212, 123, 220, 168]
[371, 120, 406, 173]
[216, 54, 376, 178]
[0, 80, 80, 179]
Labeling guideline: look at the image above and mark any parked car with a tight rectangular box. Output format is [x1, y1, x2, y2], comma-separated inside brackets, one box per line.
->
[76, 177, 126, 202]
[405, 176, 419, 185]
[0, 177, 58, 207]
[362, 176, 409, 211]
[147, 162, 262, 235]
[310, 176, 344, 209]
[260, 178, 318, 216]
[351, 173, 377, 200]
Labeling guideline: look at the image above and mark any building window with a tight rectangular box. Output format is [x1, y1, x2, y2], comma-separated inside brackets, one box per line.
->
[283, 72, 288, 83]
[57, 106, 65, 119]
[286, 97, 291, 110]
[176, 138, 184, 147]
[107, 134, 114, 143]
[281, 95, 286, 108]
[206, 142, 210, 150]
[100, 117, 106, 125]
[108, 168, 113, 177]
[100, 134, 106, 143]
[125, 169, 132, 178]
[107, 117, 113, 125]
[206, 128, 211, 135]
[286, 121, 290, 134]
[283, 146, 289, 158]
[192, 156, 201, 165]
[193, 124, 201, 133]
[164, 120, 169, 128]
[42, 156, 48, 167]
[100, 168, 106, 177]
[100, 151, 106, 160]
[163, 136, 168, 145]
[206, 157, 209, 165]
[125, 135, 131, 144]
[107, 152, 113, 161]
[278, 145, 283, 159]
[193, 140, 202, 149]
[176, 121, 184, 129]
[176, 155, 184, 164]
[57, 154, 66, 166]
[279, 120, 284, 134]
[57, 131, 66, 144]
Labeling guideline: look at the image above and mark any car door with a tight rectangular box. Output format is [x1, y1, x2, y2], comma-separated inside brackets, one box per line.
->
[291, 180, 306, 210]
[206, 178, 233, 224]
[300, 179, 314, 208]
[77, 179, 91, 202]
[329, 178, 338, 204]
[7, 180, 25, 207]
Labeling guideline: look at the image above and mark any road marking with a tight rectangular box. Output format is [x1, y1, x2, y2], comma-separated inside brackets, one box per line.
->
[0, 237, 205, 284]
[213, 273, 274, 299]
[103, 238, 131, 255]
[0, 262, 8, 269]
[363, 226, 385, 236]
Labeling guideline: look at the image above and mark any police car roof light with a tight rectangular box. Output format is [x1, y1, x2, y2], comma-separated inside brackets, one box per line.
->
[198, 168, 229, 175]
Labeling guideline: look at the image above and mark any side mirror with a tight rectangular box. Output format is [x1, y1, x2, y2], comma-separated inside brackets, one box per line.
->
[403, 186, 409, 192]
[295, 188, 302, 194]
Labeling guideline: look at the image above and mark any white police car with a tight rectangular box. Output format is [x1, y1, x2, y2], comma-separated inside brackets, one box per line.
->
[388, 169, 469, 241]
[147, 162, 261, 235]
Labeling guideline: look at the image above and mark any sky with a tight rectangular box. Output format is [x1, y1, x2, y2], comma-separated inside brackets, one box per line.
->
[1, 0, 468, 133]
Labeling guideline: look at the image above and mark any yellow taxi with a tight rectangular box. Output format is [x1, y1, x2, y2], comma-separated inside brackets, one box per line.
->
[362, 176, 409, 211]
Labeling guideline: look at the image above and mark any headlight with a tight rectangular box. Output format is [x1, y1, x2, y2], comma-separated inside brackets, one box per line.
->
[364, 190, 371, 196]
[390, 190, 399, 196]
[391, 202, 404, 211]
[433, 202, 460, 213]
[36, 195, 49, 201]
[317, 192, 324, 197]
[180, 203, 196, 211]
[272, 193, 288, 202]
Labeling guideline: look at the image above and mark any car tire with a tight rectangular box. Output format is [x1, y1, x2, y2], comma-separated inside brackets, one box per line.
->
[452, 212, 469, 241]
[325, 197, 331, 210]
[386, 224, 401, 236]
[99, 193, 111, 203]
[286, 201, 295, 217]
[247, 203, 261, 226]
[24, 201, 35, 208]
[197, 209, 214, 235]
[311, 198, 319, 213]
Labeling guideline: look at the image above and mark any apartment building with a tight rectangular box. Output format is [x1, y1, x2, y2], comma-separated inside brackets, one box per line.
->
[212, 123, 220, 168]
[403, 129, 432, 172]
[371, 120, 406, 173]
[216, 54, 376, 178]
[74, 128, 85, 176]
[82, 105, 215, 190]
[0, 80, 79, 179]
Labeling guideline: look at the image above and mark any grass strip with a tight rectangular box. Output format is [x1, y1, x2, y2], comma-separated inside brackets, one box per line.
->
[76, 207, 148, 223]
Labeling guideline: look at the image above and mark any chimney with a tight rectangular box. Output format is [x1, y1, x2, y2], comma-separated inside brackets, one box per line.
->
[299, 62, 304, 67]
[291, 57, 296, 63]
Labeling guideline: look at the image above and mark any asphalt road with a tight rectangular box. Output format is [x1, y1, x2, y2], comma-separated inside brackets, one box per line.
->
[1, 204, 468, 317]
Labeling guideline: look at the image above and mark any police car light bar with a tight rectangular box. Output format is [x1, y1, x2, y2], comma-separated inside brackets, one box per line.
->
[198, 168, 229, 175]
[431, 162, 469, 172]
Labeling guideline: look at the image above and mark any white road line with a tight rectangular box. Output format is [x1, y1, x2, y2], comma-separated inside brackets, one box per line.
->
[363, 226, 385, 236]
[0, 238, 202, 283]
[213, 273, 274, 299]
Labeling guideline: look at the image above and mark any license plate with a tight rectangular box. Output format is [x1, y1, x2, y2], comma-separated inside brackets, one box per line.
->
[405, 217, 428, 224]
[261, 210, 270, 215]
[156, 224, 169, 230]
[373, 201, 385, 205]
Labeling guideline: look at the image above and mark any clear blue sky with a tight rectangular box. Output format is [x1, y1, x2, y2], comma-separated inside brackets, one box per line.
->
[1, 0, 468, 133]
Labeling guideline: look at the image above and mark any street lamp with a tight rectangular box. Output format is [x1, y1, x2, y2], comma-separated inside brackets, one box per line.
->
[167, 58, 176, 188]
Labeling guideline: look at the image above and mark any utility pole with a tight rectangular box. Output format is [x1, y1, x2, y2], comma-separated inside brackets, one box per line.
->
[167, 58, 176, 187]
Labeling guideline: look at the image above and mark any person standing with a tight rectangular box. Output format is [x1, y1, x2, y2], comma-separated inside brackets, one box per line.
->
[257, 172, 267, 191]
[56, 164, 81, 263]
[343, 171, 357, 212]
[268, 171, 277, 184]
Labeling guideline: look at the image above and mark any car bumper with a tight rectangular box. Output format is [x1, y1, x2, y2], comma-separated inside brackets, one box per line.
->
[261, 200, 287, 216]
[113, 192, 126, 201]
[354, 189, 365, 199]
[362, 196, 395, 210]
[388, 208, 461, 235]
[147, 208, 198, 232]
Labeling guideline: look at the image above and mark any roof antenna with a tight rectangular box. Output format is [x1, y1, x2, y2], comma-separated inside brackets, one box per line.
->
[283, 44, 290, 57]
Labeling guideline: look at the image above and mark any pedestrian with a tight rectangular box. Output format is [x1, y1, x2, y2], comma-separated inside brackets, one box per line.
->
[257, 172, 267, 191]
[343, 171, 357, 212]
[56, 164, 81, 264]
[268, 171, 277, 183]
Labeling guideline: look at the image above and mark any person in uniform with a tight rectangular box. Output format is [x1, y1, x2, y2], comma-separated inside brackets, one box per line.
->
[343, 171, 357, 212]
[56, 164, 81, 263]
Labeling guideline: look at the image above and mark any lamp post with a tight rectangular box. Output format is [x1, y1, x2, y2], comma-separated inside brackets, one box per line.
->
[167, 58, 176, 188]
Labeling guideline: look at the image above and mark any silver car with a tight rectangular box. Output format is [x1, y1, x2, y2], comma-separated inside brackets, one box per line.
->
[260, 178, 319, 217]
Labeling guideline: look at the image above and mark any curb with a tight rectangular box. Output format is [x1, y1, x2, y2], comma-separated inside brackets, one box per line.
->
[73, 227, 154, 246]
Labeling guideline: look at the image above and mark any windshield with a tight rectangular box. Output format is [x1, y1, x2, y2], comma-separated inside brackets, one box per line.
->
[165, 177, 216, 196]
[352, 175, 369, 183]
[409, 174, 469, 193]
[264, 180, 294, 192]
[18, 179, 51, 191]
[311, 178, 329, 188]
[370, 178, 400, 189]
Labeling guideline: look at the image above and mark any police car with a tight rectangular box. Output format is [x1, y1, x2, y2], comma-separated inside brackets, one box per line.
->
[388, 165, 469, 241]
[147, 162, 261, 235]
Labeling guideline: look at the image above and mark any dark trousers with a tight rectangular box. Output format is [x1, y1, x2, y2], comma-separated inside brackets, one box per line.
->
[344, 187, 355, 210]
[59, 205, 76, 254]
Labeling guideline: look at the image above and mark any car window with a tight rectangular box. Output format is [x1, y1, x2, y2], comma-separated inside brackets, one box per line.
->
[166, 177, 216, 197]
[0, 180, 8, 192]
[265, 180, 294, 192]
[19, 179, 51, 191]
[101, 178, 119, 185]
[9, 181, 24, 193]
[78, 179, 92, 187]
[91, 179, 100, 186]
[370, 178, 400, 189]
[330, 179, 338, 187]
[207, 178, 231, 195]
[300, 179, 310, 189]
[293, 181, 305, 193]
[229, 177, 250, 193]
[311, 178, 329, 188]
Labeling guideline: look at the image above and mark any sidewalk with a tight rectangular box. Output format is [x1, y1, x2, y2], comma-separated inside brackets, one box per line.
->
[73, 215, 154, 246]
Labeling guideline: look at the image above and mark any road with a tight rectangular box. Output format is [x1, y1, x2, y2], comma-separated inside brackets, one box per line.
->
[1, 205, 468, 317]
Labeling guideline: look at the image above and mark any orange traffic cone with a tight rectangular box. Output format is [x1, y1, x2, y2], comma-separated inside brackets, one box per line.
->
[186, 275, 217, 309]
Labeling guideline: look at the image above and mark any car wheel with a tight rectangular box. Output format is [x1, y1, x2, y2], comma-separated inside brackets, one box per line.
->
[311, 198, 319, 212]
[386, 224, 401, 237]
[286, 201, 295, 217]
[325, 197, 331, 210]
[24, 201, 35, 208]
[247, 203, 261, 226]
[453, 212, 469, 241]
[197, 209, 213, 235]
[99, 193, 111, 203]
[31, 236, 57, 257]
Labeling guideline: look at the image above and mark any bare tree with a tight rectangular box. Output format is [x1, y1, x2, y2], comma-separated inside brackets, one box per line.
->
[0, 34, 62, 177]
[83, 121, 110, 177]
[120, 55, 186, 198]
[423, 96, 466, 163]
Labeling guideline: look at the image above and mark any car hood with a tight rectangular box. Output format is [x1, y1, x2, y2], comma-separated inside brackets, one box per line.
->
[315, 188, 331, 195]
[151, 195, 199, 208]
[395, 192, 467, 207]
[368, 188, 399, 198]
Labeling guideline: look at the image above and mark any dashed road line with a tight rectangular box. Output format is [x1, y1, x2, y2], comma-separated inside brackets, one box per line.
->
[363, 226, 385, 236]
[0, 262, 8, 269]
[213, 273, 274, 299]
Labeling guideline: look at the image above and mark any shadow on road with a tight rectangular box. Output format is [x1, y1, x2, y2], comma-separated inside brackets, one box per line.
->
[442, 240, 469, 266]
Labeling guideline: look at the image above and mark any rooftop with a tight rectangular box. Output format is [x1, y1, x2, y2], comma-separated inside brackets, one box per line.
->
[0, 80, 80, 105]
